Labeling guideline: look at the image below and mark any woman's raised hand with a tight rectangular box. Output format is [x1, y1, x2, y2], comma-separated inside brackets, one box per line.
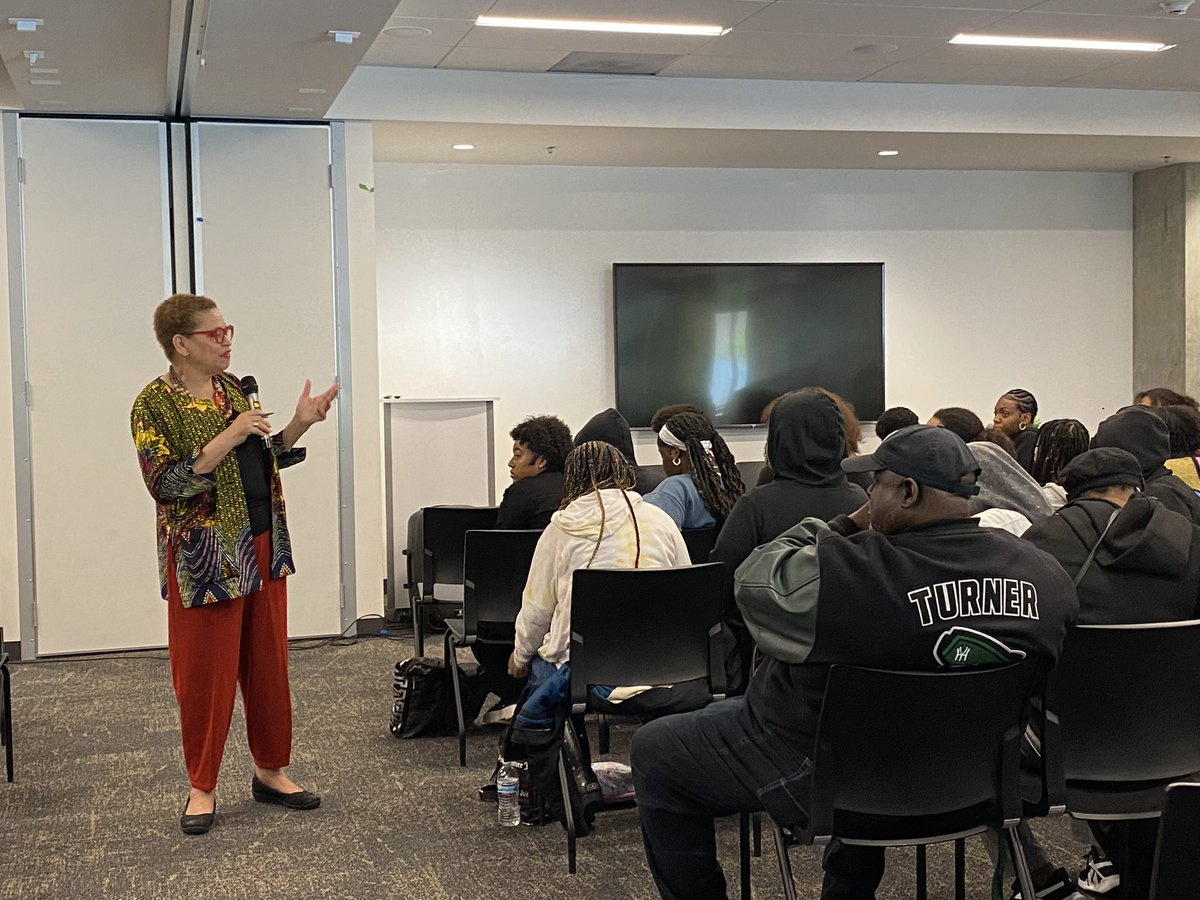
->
[294, 379, 339, 428]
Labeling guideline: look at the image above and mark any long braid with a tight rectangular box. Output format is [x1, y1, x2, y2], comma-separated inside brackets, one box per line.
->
[1030, 418, 1090, 485]
[561, 440, 637, 568]
[665, 412, 746, 521]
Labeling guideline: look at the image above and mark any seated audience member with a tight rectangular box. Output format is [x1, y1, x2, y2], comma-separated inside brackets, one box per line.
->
[1134, 386, 1199, 410]
[1092, 405, 1200, 525]
[1151, 404, 1200, 491]
[758, 388, 869, 489]
[968, 441, 1053, 536]
[992, 388, 1040, 474]
[649, 403, 706, 433]
[630, 425, 1078, 900]
[712, 389, 867, 694]
[977, 425, 1019, 460]
[875, 406, 919, 441]
[574, 407, 664, 496]
[494, 415, 573, 530]
[1023, 448, 1200, 900]
[644, 411, 745, 530]
[928, 406, 986, 443]
[1030, 418, 1091, 507]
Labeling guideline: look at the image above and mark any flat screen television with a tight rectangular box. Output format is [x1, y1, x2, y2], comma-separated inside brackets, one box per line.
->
[614, 263, 885, 427]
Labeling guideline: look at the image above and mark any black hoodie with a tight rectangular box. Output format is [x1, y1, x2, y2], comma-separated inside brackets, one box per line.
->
[1023, 494, 1200, 624]
[573, 408, 664, 497]
[711, 390, 867, 692]
[1091, 406, 1200, 526]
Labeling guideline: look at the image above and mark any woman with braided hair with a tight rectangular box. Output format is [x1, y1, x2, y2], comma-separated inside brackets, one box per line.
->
[507, 440, 690, 681]
[1031, 418, 1091, 507]
[644, 411, 745, 529]
[993, 387, 1041, 475]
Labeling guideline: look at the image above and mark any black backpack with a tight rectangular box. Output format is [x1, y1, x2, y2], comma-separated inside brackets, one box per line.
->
[389, 657, 489, 739]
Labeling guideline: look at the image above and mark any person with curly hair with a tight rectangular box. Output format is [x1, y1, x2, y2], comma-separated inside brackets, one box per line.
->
[494, 415, 574, 530]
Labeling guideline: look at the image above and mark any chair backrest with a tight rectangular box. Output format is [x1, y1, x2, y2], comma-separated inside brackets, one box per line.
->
[568, 563, 726, 710]
[410, 506, 499, 594]
[807, 661, 1038, 841]
[462, 529, 542, 636]
[737, 460, 765, 486]
[1047, 621, 1200, 783]
[1150, 782, 1200, 900]
[681, 527, 717, 562]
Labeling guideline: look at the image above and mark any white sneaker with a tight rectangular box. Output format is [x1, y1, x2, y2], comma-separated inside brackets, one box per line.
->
[1076, 849, 1120, 895]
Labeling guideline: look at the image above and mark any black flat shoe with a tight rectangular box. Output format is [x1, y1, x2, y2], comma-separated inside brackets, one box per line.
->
[180, 795, 216, 835]
[251, 775, 321, 810]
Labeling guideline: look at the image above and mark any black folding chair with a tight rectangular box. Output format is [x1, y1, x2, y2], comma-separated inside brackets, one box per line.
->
[404, 506, 498, 656]
[1046, 620, 1200, 898]
[1150, 782, 1200, 900]
[744, 661, 1042, 900]
[561, 562, 726, 874]
[681, 527, 717, 562]
[0, 626, 11, 782]
[444, 528, 542, 767]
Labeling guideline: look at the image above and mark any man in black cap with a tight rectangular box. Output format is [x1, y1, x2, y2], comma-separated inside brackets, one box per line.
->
[1023, 447, 1200, 900]
[630, 425, 1078, 900]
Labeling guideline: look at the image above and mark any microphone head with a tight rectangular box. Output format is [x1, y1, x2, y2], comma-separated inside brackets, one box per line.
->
[239, 375, 259, 395]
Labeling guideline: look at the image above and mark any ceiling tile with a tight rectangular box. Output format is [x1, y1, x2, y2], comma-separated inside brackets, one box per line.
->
[660, 54, 893, 79]
[360, 43, 455, 67]
[735, 3, 1015, 37]
[484, 0, 769, 27]
[692, 30, 946, 61]
[438, 47, 570, 71]
[1026, 0, 1178, 14]
[861, 59, 1107, 85]
[375, 17, 475, 43]
[390, 0, 497, 17]
[456, 28, 714, 54]
[787, 0, 1037, 9]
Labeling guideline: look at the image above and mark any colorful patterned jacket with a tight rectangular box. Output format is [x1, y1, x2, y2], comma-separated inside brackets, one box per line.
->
[131, 372, 305, 607]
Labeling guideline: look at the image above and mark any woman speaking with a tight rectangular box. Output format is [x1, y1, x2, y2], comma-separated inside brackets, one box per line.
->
[130, 293, 338, 835]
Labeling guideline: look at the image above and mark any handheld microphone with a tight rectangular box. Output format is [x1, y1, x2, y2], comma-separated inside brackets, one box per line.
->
[239, 374, 272, 448]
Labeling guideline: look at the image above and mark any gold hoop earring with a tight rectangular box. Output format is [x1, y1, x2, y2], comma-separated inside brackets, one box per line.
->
[1019, 422, 1027, 431]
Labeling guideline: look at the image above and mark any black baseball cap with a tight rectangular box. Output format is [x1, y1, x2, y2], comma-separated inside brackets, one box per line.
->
[842, 424, 981, 497]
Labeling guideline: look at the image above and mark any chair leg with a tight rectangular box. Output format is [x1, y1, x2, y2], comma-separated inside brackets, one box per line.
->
[1005, 826, 1038, 900]
[954, 837, 965, 900]
[772, 824, 798, 900]
[599, 714, 610, 755]
[739, 812, 751, 900]
[915, 844, 928, 900]
[558, 748, 577, 874]
[446, 631, 467, 767]
[1, 663, 10, 783]
[752, 812, 762, 857]
[411, 593, 424, 657]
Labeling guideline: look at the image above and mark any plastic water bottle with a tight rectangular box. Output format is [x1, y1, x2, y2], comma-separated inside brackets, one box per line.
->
[497, 762, 520, 827]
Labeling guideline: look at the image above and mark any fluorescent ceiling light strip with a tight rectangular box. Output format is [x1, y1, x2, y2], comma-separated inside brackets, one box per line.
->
[475, 15, 728, 37]
[950, 33, 1172, 52]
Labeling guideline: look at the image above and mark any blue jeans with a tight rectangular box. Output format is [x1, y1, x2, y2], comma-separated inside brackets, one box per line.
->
[631, 697, 886, 900]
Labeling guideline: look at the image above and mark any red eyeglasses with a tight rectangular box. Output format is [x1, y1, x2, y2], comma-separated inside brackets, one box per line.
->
[187, 324, 235, 344]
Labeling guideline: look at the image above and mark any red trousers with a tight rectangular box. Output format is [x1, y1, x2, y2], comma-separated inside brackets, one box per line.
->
[167, 531, 292, 792]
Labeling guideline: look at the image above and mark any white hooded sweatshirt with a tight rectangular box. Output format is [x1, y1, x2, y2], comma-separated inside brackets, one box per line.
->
[512, 488, 691, 668]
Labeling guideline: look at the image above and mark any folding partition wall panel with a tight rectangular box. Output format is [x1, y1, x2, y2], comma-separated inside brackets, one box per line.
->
[19, 118, 173, 654]
[191, 122, 341, 638]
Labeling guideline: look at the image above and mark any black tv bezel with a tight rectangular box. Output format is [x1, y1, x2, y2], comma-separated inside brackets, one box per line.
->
[612, 261, 886, 429]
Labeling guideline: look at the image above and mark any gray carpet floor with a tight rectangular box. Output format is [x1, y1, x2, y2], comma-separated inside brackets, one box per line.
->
[0, 631, 1088, 899]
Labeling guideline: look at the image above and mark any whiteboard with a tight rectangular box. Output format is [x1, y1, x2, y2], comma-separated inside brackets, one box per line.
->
[20, 119, 172, 654]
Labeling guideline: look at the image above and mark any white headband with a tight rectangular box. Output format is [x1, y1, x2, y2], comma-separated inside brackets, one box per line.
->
[658, 424, 713, 457]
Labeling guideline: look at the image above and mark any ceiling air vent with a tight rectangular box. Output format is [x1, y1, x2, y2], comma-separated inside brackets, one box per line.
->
[549, 52, 680, 75]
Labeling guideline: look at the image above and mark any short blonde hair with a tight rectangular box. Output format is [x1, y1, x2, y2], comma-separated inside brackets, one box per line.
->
[153, 293, 216, 360]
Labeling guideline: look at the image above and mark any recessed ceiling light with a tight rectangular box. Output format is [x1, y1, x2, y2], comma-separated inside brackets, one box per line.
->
[475, 15, 729, 37]
[29, 79, 60, 86]
[878, 150, 900, 157]
[29, 67, 57, 74]
[949, 33, 1173, 52]
[853, 43, 899, 55]
[298, 87, 326, 95]
[37, 99, 65, 106]
[451, 144, 475, 151]
[288, 107, 314, 113]
[384, 25, 434, 38]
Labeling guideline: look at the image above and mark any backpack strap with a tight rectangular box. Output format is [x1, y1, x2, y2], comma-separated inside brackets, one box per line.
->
[1073, 508, 1120, 588]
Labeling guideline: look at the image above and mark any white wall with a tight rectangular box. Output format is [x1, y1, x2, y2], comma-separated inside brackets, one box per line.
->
[0, 116, 16, 642]
[374, 164, 1132, 487]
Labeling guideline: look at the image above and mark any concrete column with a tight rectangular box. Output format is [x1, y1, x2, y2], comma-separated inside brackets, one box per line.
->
[1133, 163, 1200, 398]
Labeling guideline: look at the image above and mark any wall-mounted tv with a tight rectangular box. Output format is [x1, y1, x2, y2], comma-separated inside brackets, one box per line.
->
[614, 263, 884, 428]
